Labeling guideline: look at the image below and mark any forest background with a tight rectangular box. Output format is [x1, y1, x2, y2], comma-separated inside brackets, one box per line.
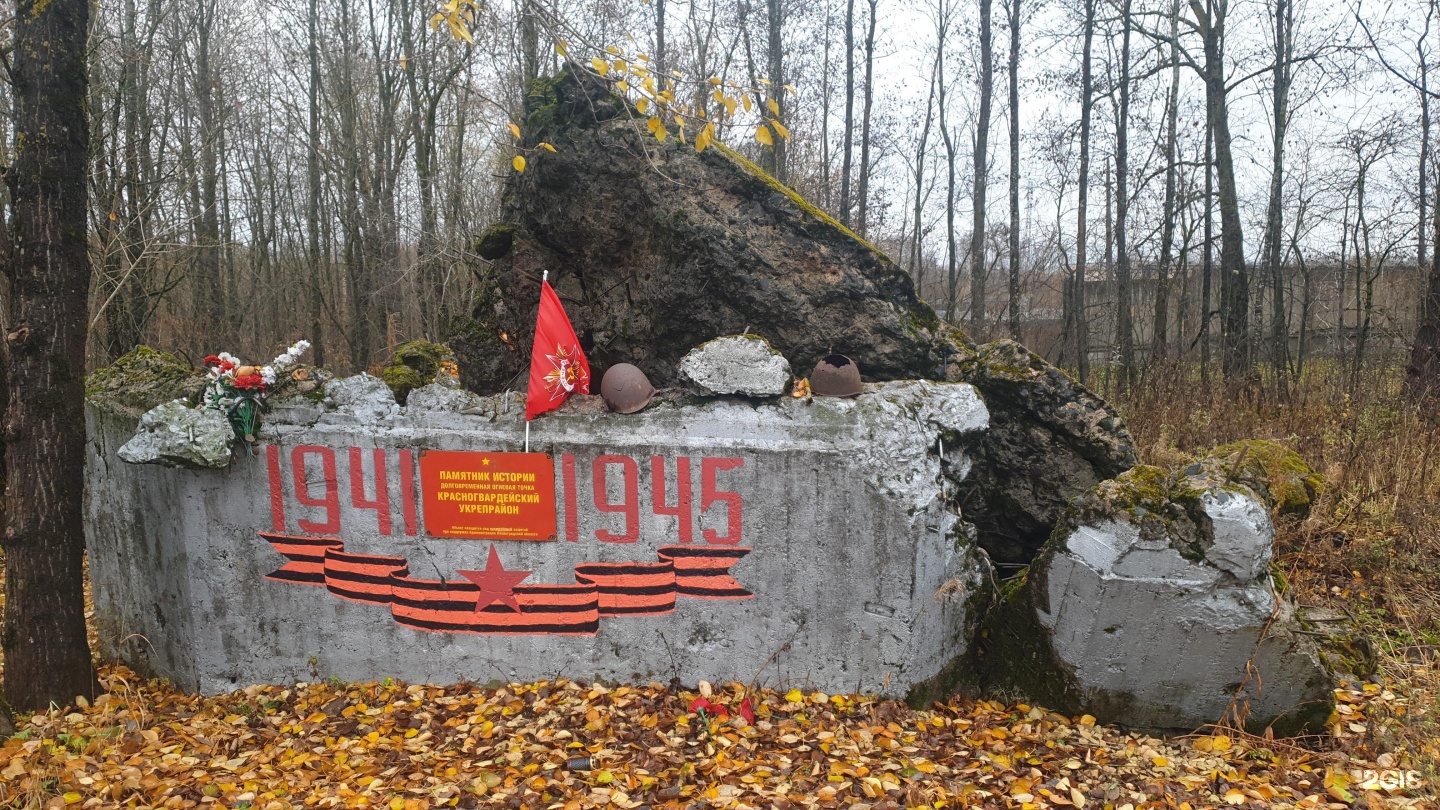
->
[16, 0, 1435, 394]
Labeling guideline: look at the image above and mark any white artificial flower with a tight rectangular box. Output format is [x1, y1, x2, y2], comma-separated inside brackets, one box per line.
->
[269, 339, 311, 370]
[262, 366, 277, 385]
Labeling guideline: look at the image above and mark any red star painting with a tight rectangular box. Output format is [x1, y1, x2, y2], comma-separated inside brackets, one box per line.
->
[458, 545, 532, 612]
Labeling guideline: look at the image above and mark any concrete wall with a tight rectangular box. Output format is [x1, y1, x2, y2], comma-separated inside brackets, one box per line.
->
[86, 379, 992, 695]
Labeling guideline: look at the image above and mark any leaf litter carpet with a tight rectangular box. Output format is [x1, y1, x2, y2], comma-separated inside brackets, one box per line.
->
[0, 664, 1429, 809]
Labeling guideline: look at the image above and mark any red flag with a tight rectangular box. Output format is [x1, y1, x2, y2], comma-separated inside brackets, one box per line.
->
[525, 280, 590, 421]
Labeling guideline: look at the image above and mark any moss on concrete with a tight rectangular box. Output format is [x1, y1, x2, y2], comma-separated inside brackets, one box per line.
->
[378, 340, 457, 405]
[86, 346, 205, 417]
[904, 547, 998, 707]
[475, 224, 515, 260]
[951, 339, 1047, 385]
[1199, 439, 1324, 518]
[1057, 464, 1212, 560]
[966, 571, 1089, 713]
[712, 142, 887, 257]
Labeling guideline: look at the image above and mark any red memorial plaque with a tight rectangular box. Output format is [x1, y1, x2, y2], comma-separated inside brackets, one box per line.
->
[419, 451, 558, 540]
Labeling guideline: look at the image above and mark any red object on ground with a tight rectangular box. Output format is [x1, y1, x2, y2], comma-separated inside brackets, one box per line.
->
[525, 280, 590, 421]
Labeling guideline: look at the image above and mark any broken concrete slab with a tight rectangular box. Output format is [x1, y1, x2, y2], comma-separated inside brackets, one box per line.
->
[679, 335, 792, 397]
[324, 373, 399, 422]
[118, 399, 234, 469]
[453, 68, 953, 392]
[453, 64, 1137, 564]
[951, 340, 1139, 565]
[981, 465, 1339, 734]
[87, 374, 994, 697]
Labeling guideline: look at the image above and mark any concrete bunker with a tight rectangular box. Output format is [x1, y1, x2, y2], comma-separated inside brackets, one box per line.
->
[89, 340, 1356, 734]
[81, 66, 1357, 734]
[89, 347, 995, 699]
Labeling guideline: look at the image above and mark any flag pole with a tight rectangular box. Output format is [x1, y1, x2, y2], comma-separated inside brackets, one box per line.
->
[525, 270, 550, 454]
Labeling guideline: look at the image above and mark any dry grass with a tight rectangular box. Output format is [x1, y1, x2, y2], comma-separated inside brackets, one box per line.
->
[1107, 359, 1440, 780]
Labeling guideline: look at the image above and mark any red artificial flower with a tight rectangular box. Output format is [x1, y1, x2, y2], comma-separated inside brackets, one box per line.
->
[688, 697, 712, 714]
[219, 360, 236, 372]
[232, 374, 266, 390]
[202, 354, 221, 366]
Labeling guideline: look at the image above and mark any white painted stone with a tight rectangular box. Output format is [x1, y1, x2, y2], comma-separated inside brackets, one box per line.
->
[1037, 501, 1330, 729]
[118, 400, 234, 469]
[678, 335, 792, 397]
[406, 382, 484, 413]
[324, 373, 399, 422]
[1201, 489, 1273, 581]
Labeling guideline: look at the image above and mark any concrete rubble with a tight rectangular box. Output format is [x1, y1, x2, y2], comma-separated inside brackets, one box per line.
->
[980, 463, 1346, 734]
[117, 399, 234, 469]
[678, 334, 792, 397]
[88, 340, 1355, 731]
[455, 66, 1139, 579]
[323, 372, 400, 422]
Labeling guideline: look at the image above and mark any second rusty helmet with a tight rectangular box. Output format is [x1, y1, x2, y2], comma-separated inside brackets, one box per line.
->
[810, 354, 863, 397]
[600, 363, 656, 413]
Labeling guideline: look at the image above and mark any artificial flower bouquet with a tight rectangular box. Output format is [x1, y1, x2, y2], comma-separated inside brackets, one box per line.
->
[201, 340, 311, 446]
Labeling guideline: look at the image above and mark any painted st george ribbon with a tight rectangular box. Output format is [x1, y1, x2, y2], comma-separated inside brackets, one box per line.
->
[259, 532, 752, 636]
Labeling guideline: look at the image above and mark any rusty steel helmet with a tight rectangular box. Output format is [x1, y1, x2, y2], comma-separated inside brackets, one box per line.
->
[600, 363, 656, 413]
[810, 354, 863, 397]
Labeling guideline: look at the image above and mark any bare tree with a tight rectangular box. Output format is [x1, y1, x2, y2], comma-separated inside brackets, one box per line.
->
[910, 50, 941, 293]
[856, 0, 878, 233]
[1067, 0, 1096, 383]
[1152, 0, 1181, 362]
[936, 0, 963, 323]
[1260, 0, 1296, 390]
[1112, 0, 1135, 391]
[1005, 0, 1022, 340]
[763, 0, 787, 181]
[839, 0, 856, 225]
[971, 0, 995, 333]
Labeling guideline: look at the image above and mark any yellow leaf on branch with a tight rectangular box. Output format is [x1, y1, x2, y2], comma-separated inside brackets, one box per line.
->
[512, 155, 527, 173]
[755, 124, 773, 146]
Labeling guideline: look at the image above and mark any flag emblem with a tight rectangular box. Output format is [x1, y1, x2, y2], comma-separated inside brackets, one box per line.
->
[542, 344, 588, 401]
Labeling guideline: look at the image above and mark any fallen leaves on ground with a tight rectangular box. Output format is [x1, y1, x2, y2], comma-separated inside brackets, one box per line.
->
[0, 666, 1430, 809]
